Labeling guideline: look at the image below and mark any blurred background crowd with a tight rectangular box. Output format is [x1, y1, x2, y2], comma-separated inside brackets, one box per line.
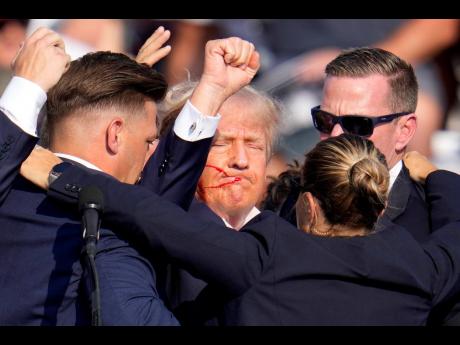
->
[1, 19, 459, 176]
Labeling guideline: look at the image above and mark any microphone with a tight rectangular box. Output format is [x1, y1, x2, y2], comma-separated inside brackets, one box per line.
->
[78, 185, 104, 326]
[79, 186, 104, 258]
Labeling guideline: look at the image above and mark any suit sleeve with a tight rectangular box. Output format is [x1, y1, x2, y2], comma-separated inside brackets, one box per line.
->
[0, 111, 38, 204]
[94, 234, 179, 325]
[138, 125, 212, 210]
[424, 170, 460, 324]
[425, 170, 460, 230]
[49, 165, 270, 296]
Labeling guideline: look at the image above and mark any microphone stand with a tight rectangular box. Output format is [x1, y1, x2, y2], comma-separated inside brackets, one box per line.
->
[79, 187, 104, 326]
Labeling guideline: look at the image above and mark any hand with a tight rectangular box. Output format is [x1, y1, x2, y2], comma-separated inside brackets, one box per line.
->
[403, 151, 438, 184]
[11, 27, 71, 92]
[190, 37, 260, 116]
[136, 26, 171, 67]
[20, 146, 63, 190]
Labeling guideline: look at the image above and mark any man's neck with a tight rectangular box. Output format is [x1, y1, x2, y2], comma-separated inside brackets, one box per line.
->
[54, 153, 103, 171]
[50, 142, 107, 173]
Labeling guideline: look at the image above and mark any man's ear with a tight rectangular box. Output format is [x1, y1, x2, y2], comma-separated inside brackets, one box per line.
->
[395, 114, 417, 152]
[106, 117, 124, 155]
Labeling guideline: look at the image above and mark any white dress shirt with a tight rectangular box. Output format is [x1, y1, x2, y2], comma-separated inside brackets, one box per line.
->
[389, 160, 403, 190]
[222, 207, 261, 229]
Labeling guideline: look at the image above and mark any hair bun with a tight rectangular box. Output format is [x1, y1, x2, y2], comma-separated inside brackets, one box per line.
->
[349, 157, 388, 220]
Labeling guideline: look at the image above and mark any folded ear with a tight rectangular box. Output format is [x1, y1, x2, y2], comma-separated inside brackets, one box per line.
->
[395, 114, 417, 152]
[296, 191, 317, 233]
[106, 117, 125, 155]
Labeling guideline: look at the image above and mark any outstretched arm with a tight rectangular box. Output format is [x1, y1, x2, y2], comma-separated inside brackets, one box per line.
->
[21, 147, 267, 297]
[403, 151, 460, 230]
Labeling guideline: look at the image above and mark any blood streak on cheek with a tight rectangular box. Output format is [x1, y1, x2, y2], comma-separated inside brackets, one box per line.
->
[203, 165, 241, 188]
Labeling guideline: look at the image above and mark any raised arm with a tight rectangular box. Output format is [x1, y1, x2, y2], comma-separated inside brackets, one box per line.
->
[138, 37, 260, 209]
[0, 27, 69, 203]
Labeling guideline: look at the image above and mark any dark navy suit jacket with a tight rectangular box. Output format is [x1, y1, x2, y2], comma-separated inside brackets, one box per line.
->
[382, 163, 430, 242]
[0, 111, 212, 325]
[164, 200, 225, 325]
[48, 164, 460, 325]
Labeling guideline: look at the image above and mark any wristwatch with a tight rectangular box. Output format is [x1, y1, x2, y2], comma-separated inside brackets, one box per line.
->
[48, 162, 71, 186]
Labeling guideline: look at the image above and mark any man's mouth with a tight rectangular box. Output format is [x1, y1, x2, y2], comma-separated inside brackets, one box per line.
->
[203, 165, 242, 189]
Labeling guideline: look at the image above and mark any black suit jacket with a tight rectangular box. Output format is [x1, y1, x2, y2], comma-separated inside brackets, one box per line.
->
[0, 111, 38, 204]
[382, 163, 430, 242]
[164, 200, 225, 325]
[0, 109, 212, 325]
[49, 165, 460, 325]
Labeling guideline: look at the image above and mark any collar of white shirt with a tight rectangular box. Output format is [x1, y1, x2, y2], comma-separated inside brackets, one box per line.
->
[55, 153, 103, 172]
[389, 160, 403, 190]
[222, 206, 261, 229]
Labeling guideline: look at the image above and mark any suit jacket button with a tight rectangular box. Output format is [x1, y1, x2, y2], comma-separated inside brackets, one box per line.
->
[158, 163, 166, 176]
[70, 185, 79, 193]
[65, 184, 72, 191]
[6, 135, 14, 144]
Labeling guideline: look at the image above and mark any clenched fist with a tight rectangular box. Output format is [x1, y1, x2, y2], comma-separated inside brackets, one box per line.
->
[190, 37, 260, 116]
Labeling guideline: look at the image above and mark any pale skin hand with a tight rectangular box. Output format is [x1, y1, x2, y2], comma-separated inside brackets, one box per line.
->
[190, 37, 261, 116]
[403, 151, 438, 184]
[20, 146, 63, 190]
[135, 26, 172, 67]
[11, 27, 71, 93]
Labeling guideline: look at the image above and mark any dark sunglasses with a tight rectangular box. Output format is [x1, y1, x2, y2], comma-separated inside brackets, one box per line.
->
[311, 106, 412, 137]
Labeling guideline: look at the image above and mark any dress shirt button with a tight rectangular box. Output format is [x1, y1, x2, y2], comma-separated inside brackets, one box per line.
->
[189, 122, 197, 133]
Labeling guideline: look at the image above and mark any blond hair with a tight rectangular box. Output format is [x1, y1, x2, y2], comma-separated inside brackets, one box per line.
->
[302, 134, 389, 231]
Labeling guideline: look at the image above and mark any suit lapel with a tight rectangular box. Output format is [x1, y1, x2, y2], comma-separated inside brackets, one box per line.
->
[384, 164, 412, 221]
[189, 199, 227, 226]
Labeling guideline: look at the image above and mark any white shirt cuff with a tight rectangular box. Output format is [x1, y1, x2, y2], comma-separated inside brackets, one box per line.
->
[0, 76, 47, 137]
[173, 100, 221, 141]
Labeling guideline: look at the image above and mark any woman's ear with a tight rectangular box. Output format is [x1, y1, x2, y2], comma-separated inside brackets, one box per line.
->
[296, 191, 317, 233]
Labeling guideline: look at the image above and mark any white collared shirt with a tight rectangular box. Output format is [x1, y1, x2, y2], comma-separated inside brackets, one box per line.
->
[54, 153, 103, 171]
[0, 76, 47, 137]
[389, 160, 403, 190]
[222, 206, 261, 229]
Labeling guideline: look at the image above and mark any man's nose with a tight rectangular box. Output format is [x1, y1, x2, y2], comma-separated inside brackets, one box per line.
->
[230, 142, 249, 170]
[329, 123, 344, 137]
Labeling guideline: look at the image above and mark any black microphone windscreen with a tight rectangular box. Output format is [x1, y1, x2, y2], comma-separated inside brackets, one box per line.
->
[78, 185, 105, 212]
